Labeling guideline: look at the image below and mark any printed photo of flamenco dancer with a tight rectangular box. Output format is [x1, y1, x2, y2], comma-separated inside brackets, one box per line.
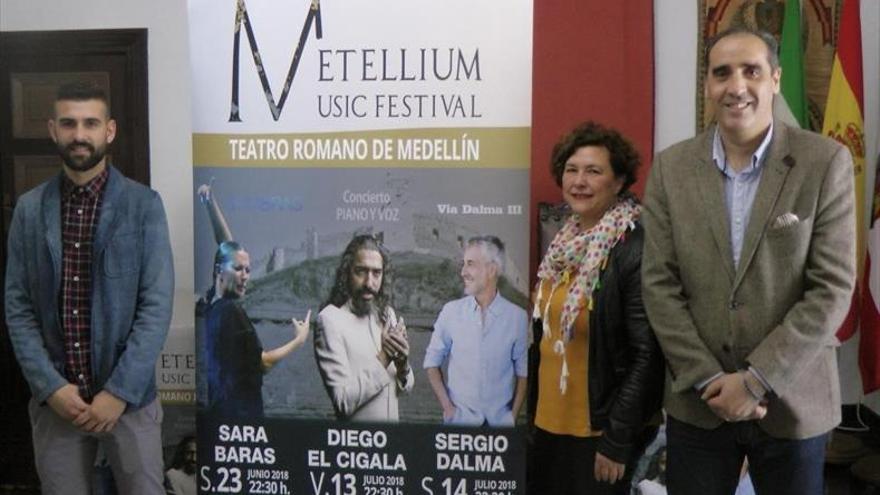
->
[195, 181, 312, 418]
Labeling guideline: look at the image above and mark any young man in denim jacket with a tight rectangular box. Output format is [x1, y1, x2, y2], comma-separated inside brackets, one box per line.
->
[6, 81, 174, 494]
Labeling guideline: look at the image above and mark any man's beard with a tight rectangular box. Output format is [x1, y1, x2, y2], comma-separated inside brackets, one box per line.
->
[57, 140, 107, 172]
[182, 461, 196, 475]
[350, 287, 379, 317]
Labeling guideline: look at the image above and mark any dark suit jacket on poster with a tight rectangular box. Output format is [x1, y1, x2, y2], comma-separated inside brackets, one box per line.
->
[642, 121, 857, 439]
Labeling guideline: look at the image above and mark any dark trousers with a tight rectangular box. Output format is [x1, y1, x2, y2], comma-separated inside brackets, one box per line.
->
[666, 415, 827, 495]
[528, 427, 656, 495]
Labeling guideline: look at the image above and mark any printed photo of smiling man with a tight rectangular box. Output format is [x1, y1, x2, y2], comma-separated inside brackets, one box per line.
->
[423, 235, 528, 427]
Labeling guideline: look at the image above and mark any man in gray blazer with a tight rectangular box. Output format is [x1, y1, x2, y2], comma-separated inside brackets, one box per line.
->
[642, 27, 856, 495]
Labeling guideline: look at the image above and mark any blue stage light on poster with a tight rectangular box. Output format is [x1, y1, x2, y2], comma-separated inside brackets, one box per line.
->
[189, 1, 532, 493]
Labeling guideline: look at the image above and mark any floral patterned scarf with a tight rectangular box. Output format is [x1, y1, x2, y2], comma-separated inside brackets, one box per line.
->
[533, 194, 640, 393]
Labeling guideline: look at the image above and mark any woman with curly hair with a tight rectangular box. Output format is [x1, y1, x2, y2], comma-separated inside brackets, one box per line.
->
[529, 121, 664, 494]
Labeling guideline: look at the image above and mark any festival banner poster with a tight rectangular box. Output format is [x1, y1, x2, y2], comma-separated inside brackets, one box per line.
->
[188, 1, 533, 494]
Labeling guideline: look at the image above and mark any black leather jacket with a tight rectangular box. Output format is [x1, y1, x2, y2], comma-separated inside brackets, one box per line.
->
[529, 222, 664, 462]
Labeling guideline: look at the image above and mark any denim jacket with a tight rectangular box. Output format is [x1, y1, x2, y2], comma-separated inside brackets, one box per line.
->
[6, 166, 174, 409]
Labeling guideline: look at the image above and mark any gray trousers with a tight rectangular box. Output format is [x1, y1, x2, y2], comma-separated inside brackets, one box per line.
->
[28, 397, 164, 495]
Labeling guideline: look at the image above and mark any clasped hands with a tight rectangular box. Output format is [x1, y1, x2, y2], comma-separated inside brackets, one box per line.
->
[378, 318, 410, 373]
[47, 383, 126, 433]
[701, 371, 768, 422]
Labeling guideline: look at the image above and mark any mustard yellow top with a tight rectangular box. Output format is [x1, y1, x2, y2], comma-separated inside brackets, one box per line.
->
[534, 278, 600, 437]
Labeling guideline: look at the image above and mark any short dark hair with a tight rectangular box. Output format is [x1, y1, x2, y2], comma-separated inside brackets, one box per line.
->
[55, 81, 110, 116]
[704, 26, 780, 71]
[550, 121, 640, 192]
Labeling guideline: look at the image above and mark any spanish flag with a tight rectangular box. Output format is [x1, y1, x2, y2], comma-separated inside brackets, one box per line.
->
[822, 0, 871, 388]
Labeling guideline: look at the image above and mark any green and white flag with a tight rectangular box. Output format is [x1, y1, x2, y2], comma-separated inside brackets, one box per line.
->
[777, 0, 807, 128]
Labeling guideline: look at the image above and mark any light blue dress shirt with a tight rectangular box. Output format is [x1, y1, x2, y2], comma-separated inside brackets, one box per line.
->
[698, 125, 775, 394]
[711, 124, 774, 268]
[423, 293, 528, 426]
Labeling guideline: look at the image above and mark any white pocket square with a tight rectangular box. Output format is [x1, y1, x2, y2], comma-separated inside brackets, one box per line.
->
[770, 212, 799, 229]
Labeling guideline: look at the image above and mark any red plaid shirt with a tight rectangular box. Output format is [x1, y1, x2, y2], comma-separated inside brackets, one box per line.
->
[60, 168, 108, 399]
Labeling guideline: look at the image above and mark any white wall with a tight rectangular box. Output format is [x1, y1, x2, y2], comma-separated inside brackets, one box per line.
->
[0, 0, 196, 331]
[655, 0, 880, 411]
[654, 1, 700, 153]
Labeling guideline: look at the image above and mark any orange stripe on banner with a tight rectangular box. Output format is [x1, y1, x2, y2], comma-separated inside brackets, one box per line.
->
[836, 0, 863, 110]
